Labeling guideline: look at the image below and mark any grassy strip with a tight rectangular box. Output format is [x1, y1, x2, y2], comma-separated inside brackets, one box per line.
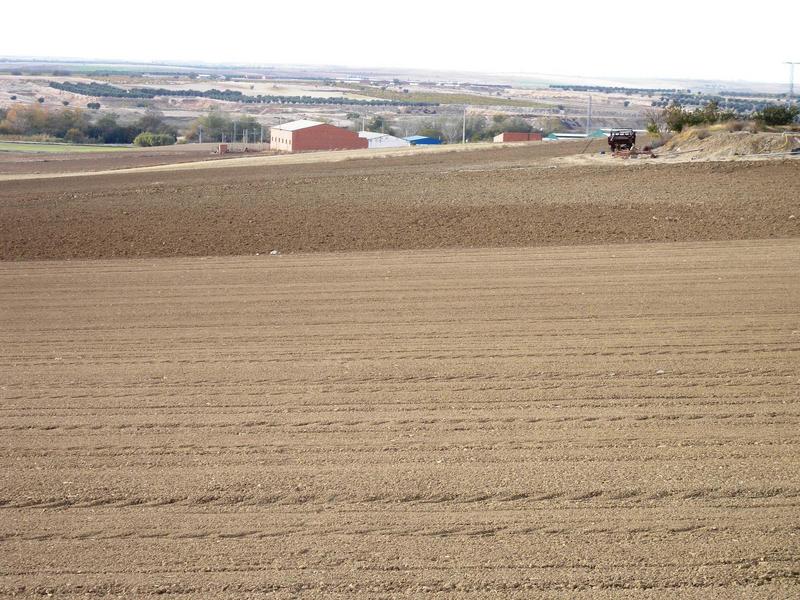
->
[0, 142, 132, 154]
[341, 84, 545, 108]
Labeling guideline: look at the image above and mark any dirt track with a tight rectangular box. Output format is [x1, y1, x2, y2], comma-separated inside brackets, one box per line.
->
[1, 142, 799, 260]
[1, 240, 798, 597]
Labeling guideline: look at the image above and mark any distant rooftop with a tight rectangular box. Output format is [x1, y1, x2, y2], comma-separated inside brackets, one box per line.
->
[272, 119, 324, 132]
[358, 131, 385, 139]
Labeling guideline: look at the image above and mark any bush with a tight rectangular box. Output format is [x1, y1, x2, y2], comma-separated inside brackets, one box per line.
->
[753, 104, 799, 126]
[64, 128, 86, 143]
[696, 129, 710, 140]
[133, 131, 176, 147]
[86, 102, 101, 110]
[664, 100, 736, 132]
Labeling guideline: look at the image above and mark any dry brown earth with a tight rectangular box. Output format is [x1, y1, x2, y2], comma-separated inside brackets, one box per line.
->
[0, 143, 271, 176]
[1, 240, 799, 598]
[1, 141, 798, 260]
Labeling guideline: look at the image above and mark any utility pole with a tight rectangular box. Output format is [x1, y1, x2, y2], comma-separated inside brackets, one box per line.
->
[362, 115, 366, 131]
[198, 125, 203, 144]
[586, 95, 592, 136]
[462, 106, 467, 144]
[785, 62, 800, 101]
[233, 121, 237, 146]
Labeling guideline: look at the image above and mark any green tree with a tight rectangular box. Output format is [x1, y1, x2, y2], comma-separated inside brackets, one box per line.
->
[754, 104, 799, 126]
[235, 114, 261, 140]
[135, 108, 177, 136]
[133, 131, 176, 147]
[64, 128, 86, 143]
[465, 115, 488, 141]
[365, 115, 393, 134]
[184, 108, 233, 142]
[415, 123, 443, 140]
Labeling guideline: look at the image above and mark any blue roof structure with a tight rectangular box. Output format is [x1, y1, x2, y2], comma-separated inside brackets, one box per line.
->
[403, 135, 442, 145]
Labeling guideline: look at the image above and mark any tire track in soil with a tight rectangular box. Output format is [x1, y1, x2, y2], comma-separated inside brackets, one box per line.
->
[1, 240, 799, 598]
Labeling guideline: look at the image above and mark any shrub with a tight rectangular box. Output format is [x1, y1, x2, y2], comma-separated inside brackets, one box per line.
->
[753, 104, 799, 126]
[696, 129, 710, 140]
[664, 101, 738, 132]
[37, 97, 45, 103]
[133, 131, 176, 147]
[64, 127, 86, 143]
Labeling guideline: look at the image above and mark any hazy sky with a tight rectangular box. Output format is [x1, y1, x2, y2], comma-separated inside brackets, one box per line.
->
[3, 1, 798, 84]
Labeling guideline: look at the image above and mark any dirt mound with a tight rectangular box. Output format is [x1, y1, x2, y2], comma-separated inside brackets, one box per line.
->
[662, 127, 798, 160]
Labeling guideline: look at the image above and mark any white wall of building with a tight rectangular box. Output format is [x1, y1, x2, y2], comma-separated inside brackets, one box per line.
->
[358, 132, 411, 149]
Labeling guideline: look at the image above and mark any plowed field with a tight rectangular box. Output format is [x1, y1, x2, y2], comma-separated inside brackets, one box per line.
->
[1, 142, 798, 260]
[2, 240, 798, 598]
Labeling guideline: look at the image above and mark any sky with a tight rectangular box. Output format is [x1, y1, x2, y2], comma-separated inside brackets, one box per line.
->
[2, 1, 798, 85]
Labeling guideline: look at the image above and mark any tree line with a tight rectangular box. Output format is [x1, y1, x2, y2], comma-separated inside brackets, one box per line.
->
[551, 84, 688, 96]
[360, 113, 538, 143]
[0, 104, 177, 145]
[49, 81, 439, 107]
[183, 109, 263, 142]
[649, 92, 779, 114]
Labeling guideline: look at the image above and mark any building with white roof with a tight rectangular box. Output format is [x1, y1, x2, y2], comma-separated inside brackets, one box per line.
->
[358, 131, 411, 149]
[270, 120, 367, 152]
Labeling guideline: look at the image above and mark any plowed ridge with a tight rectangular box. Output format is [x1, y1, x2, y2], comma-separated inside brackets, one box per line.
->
[1, 240, 798, 598]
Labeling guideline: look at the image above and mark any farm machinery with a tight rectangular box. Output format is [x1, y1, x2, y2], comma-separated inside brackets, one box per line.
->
[607, 129, 655, 158]
[607, 129, 636, 152]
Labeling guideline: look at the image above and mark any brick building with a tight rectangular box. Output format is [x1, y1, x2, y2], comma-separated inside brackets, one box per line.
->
[493, 131, 543, 143]
[270, 120, 368, 152]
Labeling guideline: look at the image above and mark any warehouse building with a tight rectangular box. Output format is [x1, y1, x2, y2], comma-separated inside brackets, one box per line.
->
[544, 130, 607, 141]
[358, 131, 411, 148]
[493, 131, 543, 143]
[270, 120, 367, 152]
[403, 135, 441, 145]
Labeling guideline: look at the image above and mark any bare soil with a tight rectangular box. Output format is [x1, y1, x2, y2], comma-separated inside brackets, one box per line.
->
[0, 143, 271, 176]
[1, 141, 798, 260]
[1, 240, 798, 597]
